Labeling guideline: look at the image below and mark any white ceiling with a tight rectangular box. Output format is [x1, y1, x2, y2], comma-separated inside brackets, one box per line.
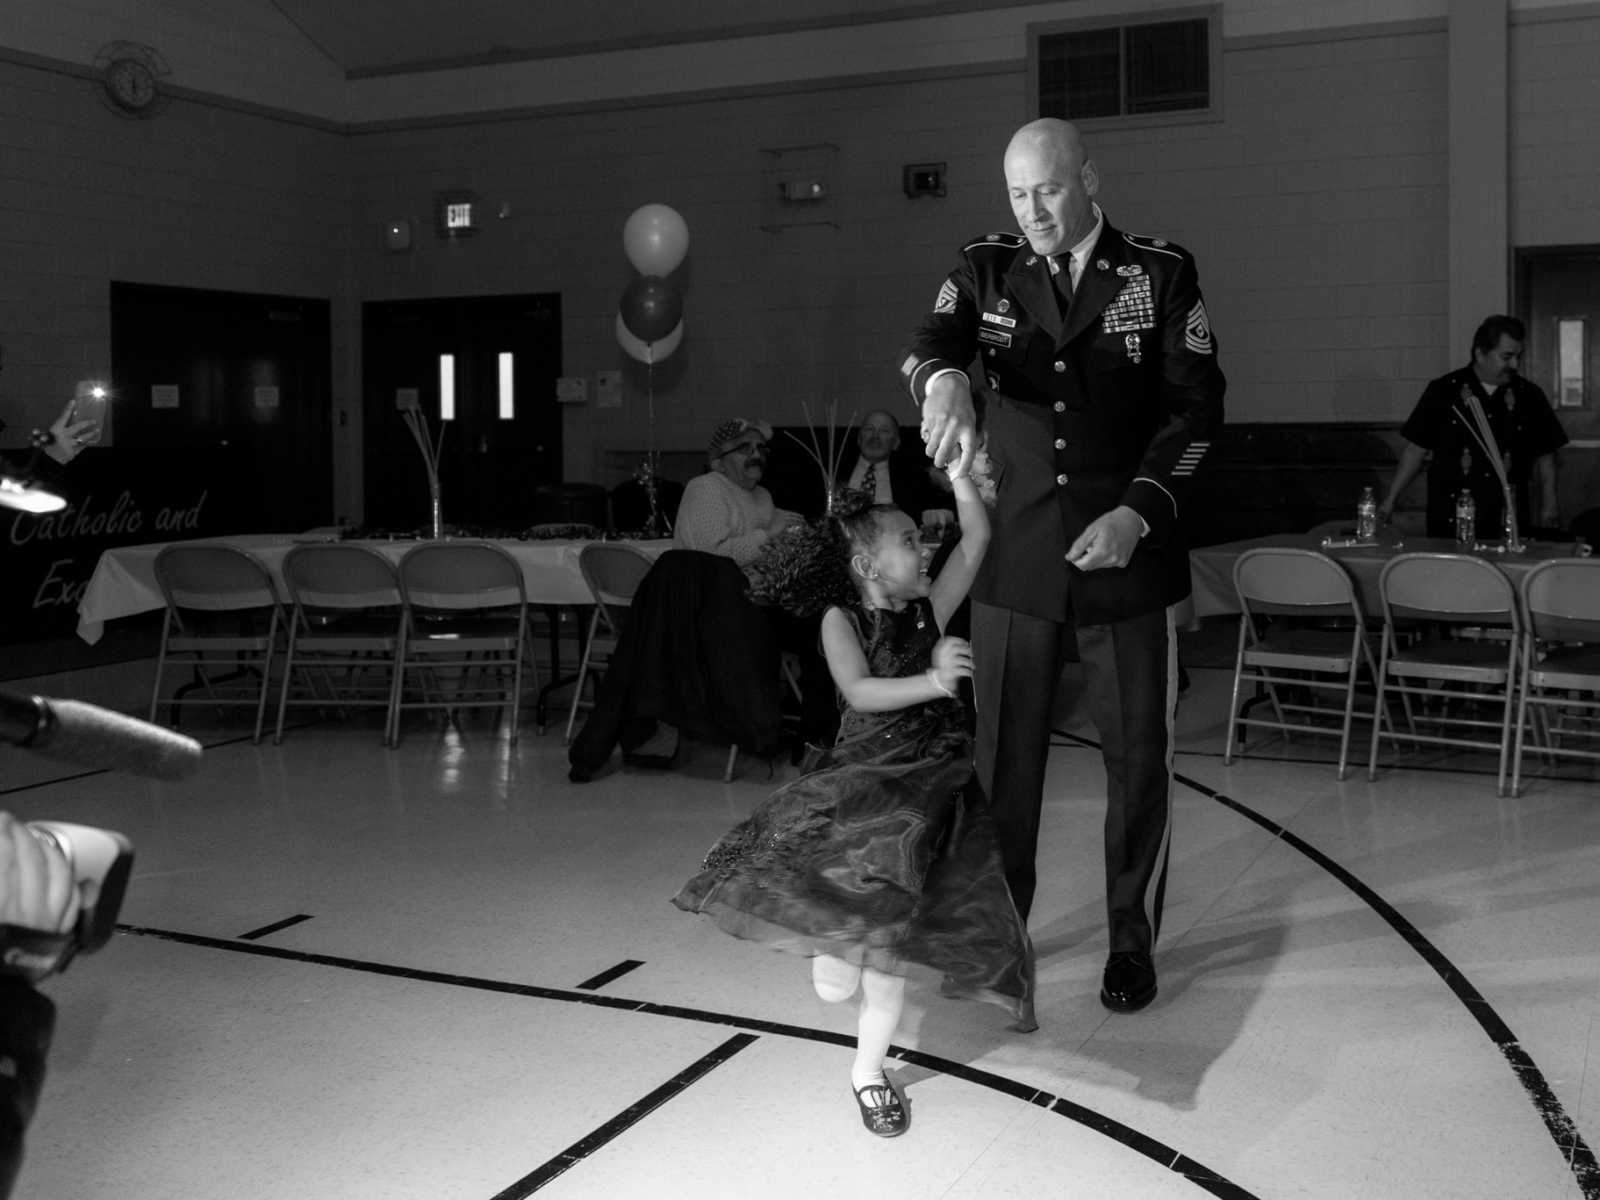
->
[271, 0, 1012, 75]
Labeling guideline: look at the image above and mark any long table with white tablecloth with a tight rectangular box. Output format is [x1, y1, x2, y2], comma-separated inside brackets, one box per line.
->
[75, 533, 672, 644]
[1188, 532, 1583, 620]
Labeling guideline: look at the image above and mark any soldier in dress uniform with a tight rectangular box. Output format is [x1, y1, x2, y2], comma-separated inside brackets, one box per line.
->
[899, 117, 1225, 1013]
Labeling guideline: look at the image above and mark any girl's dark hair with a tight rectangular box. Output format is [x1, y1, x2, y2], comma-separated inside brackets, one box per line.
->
[835, 503, 898, 560]
[744, 501, 904, 618]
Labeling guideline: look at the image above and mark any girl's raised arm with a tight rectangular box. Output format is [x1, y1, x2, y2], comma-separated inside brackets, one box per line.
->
[929, 473, 990, 630]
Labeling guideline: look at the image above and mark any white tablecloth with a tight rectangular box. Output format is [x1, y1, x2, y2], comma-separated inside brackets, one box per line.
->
[75, 533, 672, 644]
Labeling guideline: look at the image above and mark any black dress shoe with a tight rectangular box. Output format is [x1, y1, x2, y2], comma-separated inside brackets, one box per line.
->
[852, 1078, 908, 1137]
[1100, 951, 1157, 1012]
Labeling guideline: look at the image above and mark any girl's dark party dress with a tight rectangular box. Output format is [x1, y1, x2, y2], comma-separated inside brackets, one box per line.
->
[673, 597, 1034, 1024]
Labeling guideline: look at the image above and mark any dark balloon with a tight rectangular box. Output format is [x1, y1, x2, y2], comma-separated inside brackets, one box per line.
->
[619, 275, 682, 343]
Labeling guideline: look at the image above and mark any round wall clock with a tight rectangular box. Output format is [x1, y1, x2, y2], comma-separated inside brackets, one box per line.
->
[92, 42, 169, 119]
[103, 56, 157, 113]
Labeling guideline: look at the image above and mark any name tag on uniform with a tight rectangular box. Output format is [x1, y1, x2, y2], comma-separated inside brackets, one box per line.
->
[978, 328, 1013, 348]
[981, 311, 1017, 329]
[1101, 276, 1155, 334]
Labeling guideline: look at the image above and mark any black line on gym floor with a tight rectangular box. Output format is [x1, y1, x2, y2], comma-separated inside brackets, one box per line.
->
[488, 1033, 758, 1198]
[237, 914, 314, 941]
[1054, 726, 1599, 1198]
[576, 959, 644, 990]
[116, 923, 1258, 1199]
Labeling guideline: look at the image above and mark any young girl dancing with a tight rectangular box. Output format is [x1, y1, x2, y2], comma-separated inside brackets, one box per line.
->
[673, 467, 1034, 1139]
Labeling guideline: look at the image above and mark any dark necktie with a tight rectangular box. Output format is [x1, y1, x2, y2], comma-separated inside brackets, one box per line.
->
[861, 462, 878, 498]
[1051, 255, 1074, 319]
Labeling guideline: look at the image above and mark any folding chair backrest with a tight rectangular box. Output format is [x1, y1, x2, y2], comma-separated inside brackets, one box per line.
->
[1234, 547, 1361, 621]
[578, 543, 655, 636]
[1520, 559, 1600, 643]
[155, 545, 279, 612]
[283, 544, 401, 610]
[1379, 553, 1516, 626]
[399, 542, 524, 610]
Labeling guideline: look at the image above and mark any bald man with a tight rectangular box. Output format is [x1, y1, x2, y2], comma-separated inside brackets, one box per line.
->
[898, 118, 1225, 1013]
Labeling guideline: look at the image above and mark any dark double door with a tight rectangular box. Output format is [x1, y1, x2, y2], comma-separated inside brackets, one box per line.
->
[362, 295, 562, 533]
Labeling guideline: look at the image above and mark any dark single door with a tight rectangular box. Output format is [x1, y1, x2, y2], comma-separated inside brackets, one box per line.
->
[110, 281, 334, 532]
[362, 294, 561, 533]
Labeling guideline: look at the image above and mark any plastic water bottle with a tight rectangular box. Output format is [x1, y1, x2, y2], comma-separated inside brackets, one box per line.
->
[1356, 487, 1377, 540]
[1455, 489, 1476, 547]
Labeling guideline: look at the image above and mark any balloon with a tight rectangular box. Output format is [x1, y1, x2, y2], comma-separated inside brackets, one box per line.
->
[619, 275, 682, 343]
[616, 313, 683, 365]
[622, 204, 689, 275]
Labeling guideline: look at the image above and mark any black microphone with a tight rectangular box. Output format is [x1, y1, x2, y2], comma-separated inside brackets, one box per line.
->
[0, 691, 202, 781]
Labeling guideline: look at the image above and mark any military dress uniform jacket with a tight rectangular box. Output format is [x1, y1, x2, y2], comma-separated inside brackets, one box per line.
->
[900, 217, 1225, 625]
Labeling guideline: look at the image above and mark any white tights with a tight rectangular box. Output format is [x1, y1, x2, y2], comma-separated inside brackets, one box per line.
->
[811, 954, 906, 1090]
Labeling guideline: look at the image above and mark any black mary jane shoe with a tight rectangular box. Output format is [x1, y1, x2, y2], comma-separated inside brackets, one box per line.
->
[852, 1079, 908, 1138]
[1100, 950, 1158, 1013]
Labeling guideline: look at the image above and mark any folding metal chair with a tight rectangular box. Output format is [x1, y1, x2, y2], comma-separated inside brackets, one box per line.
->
[274, 544, 404, 745]
[564, 542, 656, 744]
[149, 544, 284, 743]
[1223, 547, 1382, 779]
[1512, 558, 1600, 795]
[1366, 553, 1522, 795]
[392, 542, 534, 745]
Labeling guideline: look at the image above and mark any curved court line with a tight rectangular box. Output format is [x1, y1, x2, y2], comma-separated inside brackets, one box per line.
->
[1054, 730, 1600, 1198]
[117, 922, 1261, 1200]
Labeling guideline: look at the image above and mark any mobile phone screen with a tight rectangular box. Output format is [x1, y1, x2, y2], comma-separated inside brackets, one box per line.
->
[71, 381, 109, 444]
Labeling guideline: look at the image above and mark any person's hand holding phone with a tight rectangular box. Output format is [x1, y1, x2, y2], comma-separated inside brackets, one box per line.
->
[43, 384, 106, 464]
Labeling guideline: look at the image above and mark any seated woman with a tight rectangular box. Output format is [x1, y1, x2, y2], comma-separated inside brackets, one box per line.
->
[673, 419, 801, 566]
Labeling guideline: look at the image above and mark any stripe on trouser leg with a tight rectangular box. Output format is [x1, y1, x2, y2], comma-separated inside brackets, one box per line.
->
[1140, 604, 1179, 946]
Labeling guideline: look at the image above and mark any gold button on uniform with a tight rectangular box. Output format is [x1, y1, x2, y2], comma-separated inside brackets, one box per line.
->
[1054, 438, 1066, 450]
[1053, 401, 1066, 412]
[1053, 361, 1065, 373]
[1056, 473, 1069, 485]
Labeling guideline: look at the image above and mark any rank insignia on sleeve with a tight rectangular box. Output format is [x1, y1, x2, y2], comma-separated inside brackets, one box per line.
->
[1184, 300, 1214, 354]
[900, 354, 919, 378]
[933, 279, 958, 314]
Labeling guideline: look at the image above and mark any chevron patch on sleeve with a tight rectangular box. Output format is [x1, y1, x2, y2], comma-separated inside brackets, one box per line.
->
[1184, 300, 1214, 354]
[933, 278, 958, 314]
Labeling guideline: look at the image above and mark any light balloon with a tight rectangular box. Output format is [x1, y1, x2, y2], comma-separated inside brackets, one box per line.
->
[616, 313, 684, 365]
[622, 204, 689, 276]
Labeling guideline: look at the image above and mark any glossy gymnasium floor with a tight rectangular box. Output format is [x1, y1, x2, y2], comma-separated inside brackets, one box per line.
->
[3, 651, 1597, 1200]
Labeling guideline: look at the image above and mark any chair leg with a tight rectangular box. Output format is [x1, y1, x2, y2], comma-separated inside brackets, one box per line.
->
[1367, 632, 1392, 782]
[1223, 618, 1248, 766]
[723, 743, 739, 782]
[564, 642, 596, 746]
[149, 625, 171, 725]
[1336, 654, 1359, 782]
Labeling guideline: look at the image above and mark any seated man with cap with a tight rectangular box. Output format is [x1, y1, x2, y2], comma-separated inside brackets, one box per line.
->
[674, 418, 802, 564]
[673, 416, 838, 754]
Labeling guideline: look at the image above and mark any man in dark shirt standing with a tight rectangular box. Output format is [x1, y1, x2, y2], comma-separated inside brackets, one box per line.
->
[1378, 315, 1567, 537]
